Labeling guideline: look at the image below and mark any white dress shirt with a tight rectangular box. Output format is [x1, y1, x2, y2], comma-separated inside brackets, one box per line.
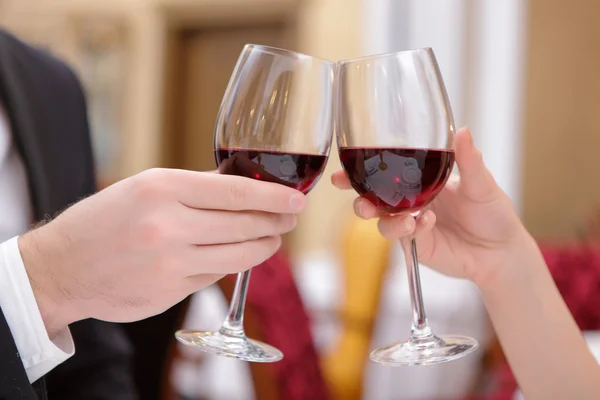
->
[0, 103, 74, 383]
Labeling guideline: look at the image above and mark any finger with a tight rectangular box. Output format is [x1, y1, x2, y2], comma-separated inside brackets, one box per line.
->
[414, 211, 437, 261]
[186, 235, 282, 276]
[377, 209, 436, 240]
[174, 170, 307, 213]
[377, 214, 417, 239]
[454, 127, 501, 202]
[415, 210, 436, 236]
[415, 211, 438, 260]
[353, 197, 380, 219]
[178, 207, 297, 245]
[331, 170, 353, 190]
[185, 273, 225, 292]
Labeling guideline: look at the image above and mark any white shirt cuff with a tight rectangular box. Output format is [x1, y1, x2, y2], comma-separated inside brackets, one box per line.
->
[0, 236, 74, 383]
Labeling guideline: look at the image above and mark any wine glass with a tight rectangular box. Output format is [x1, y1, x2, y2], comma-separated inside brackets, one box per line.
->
[335, 48, 478, 366]
[175, 44, 334, 362]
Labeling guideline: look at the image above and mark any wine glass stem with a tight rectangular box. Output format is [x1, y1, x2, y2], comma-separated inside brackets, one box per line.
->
[220, 269, 252, 337]
[400, 236, 433, 338]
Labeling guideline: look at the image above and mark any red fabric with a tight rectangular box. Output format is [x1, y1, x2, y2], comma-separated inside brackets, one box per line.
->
[487, 243, 600, 399]
[226, 251, 331, 400]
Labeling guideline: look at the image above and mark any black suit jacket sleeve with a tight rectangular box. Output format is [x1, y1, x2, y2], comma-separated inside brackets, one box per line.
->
[46, 321, 137, 400]
[0, 30, 137, 400]
[0, 307, 37, 399]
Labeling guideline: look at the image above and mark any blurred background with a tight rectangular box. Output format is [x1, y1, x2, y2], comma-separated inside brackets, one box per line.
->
[1, 0, 600, 399]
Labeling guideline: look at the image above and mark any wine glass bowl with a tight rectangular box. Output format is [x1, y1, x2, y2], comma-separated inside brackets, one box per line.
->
[338, 147, 455, 215]
[175, 44, 334, 362]
[335, 48, 478, 366]
[214, 149, 328, 194]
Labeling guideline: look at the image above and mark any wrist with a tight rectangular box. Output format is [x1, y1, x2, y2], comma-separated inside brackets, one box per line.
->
[476, 229, 548, 301]
[18, 230, 78, 338]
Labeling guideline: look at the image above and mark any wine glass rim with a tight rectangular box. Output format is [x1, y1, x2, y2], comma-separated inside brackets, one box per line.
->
[337, 47, 434, 65]
[244, 44, 335, 65]
[338, 146, 453, 151]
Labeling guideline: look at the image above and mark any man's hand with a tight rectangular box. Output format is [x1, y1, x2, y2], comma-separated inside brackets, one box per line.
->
[19, 168, 306, 336]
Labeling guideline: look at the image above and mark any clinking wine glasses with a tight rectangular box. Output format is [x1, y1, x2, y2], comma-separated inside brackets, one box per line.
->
[176, 44, 477, 367]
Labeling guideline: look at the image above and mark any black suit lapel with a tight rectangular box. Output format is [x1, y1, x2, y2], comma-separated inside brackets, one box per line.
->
[0, 30, 96, 221]
[0, 33, 58, 220]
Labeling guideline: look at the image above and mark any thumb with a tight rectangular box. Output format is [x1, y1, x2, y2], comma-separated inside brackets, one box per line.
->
[454, 126, 501, 202]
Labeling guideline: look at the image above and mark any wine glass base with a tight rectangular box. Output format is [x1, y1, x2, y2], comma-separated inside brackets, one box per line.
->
[370, 334, 478, 366]
[174, 330, 283, 363]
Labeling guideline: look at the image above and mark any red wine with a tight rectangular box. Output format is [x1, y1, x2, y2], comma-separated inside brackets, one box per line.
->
[215, 149, 328, 194]
[339, 147, 454, 214]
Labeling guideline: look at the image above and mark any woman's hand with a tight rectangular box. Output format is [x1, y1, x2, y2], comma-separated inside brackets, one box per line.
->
[331, 127, 535, 291]
[333, 126, 600, 398]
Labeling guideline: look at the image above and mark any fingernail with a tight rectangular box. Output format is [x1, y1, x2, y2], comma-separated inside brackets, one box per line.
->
[465, 126, 473, 145]
[421, 213, 429, 224]
[354, 199, 364, 217]
[404, 217, 415, 231]
[290, 193, 306, 212]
